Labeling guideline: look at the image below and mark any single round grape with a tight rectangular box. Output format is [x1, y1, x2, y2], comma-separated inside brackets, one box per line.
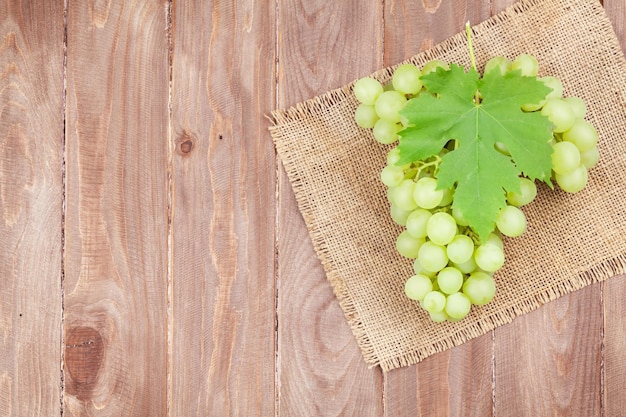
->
[511, 54, 539, 77]
[396, 230, 424, 259]
[555, 165, 588, 193]
[375, 90, 407, 123]
[437, 267, 464, 295]
[564, 96, 587, 119]
[541, 76, 563, 100]
[562, 119, 598, 152]
[438, 188, 454, 207]
[453, 257, 478, 274]
[463, 271, 496, 305]
[392, 63, 423, 95]
[418, 241, 449, 273]
[580, 146, 599, 169]
[406, 208, 432, 238]
[390, 205, 411, 226]
[541, 98, 576, 133]
[413, 177, 443, 209]
[426, 212, 457, 246]
[353, 77, 383, 105]
[405, 274, 433, 301]
[551, 141, 581, 175]
[445, 292, 472, 319]
[451, 206, 469, 226]
[354, 104, 379, 129]
[428, 310, 449, 322]
[484, 56, 511, 76]
[389, 179, 418, 211]
[422, 290, 446, 313]
[474, 244, 505, 272]
[506, 177, 537, 207]
[373, 119, 401, 144]
[446, 234, 475, 264]
[380, 165, 405, 187]
[386, 147, 401, 165]
[484, 232, 503, 249]
[496, 205, 527, 237]
[421, 60, 449, 75]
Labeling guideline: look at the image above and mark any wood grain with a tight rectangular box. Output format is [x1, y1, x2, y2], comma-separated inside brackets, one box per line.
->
[0, 2, 64, 416]
[382, 3, 493, 416]
[169, 0, 277, 415]
[63, 1, 169, 415]
[494, 284, 602, 416]
[276, 1, 384, 415]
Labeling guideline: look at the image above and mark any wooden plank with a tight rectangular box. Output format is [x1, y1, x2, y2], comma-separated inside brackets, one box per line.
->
[276, 1, 384, 415]
[494, 285, 602, 415]
[63, 1, 169, 415]
[600, 4, 626, 416]
[169, 0, 276, 415]
[382, 2, 493, 416]
[0, 2, 64, 415]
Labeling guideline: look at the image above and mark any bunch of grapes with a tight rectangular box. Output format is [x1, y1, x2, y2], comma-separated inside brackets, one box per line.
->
[352, 54, 598, 323]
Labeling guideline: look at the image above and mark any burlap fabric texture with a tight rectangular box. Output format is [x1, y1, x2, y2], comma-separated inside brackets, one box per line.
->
[269, 0, 626, 371]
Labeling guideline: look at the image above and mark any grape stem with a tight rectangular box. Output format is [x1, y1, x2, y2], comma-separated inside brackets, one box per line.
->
[465, 21, 477, 71]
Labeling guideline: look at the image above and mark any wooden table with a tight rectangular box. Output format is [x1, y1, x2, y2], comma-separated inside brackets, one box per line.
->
[2, 0, 625, 415]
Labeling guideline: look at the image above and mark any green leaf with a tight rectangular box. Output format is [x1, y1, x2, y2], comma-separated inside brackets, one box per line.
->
[397, 64, 553, 241]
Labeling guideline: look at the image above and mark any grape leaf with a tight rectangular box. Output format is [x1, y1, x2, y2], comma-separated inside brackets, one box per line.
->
[397, 64, 553, 241]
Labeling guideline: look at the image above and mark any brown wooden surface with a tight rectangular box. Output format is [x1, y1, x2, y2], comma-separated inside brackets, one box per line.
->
[1, 0, 626, 416]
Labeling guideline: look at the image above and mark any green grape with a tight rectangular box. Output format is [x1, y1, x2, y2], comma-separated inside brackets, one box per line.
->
[506, 177, 537, 207]
[390, 205, 411, 226]
[389, 179, 418, 211]
[494, 141, 511, 156]
[438, 188, 454, 207]
[562, 119, 598, 152]
[462, 271, 496, 305]
[413, 177, 443, 209]
[541, 98, 576, 133]
[405, 208, 431, 238]
[413, 258, 435, 277]
[511, 54, 539, 77]
[555, 165, 588, 193]
[375, 90, 407, 123]
[564, 96, 587, 119]
[446, 234, 475, 264]
[453, 257, 478, 274]
[421, 59, 449, 75]
[422, 291, 446, 313]
[541, 76, 563, 100]
[386, 147, 401, 165]
[484, 232, 503, 249]
[372, 119, 401, 144]
[437, 267, 464, 294]
[396, 230, 424, 259]
[418, 241, 449, 273]
[451, 206, 469, 226]
[496, 205, 527, 237]
[354, 104, 379, 129]
[426, 212, 457, 246]
[474, 244, 505, 272]
[380, 165, 405, 187]
[551, 141, 581, 175]
[445, 292, 472, 319]
[484, 56, 511, 76]
[580, 146, 599, 169]
[392, 63, 423, 95]
[405, 274, 433, 301]
[354, 77, 383, 105]
[428, 310, 449, 323]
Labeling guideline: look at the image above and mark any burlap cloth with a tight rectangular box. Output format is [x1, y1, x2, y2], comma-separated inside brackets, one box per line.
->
[269, 0, 626, 371]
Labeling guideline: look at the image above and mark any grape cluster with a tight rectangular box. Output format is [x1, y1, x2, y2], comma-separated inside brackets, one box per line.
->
[352, 54, 598, 323]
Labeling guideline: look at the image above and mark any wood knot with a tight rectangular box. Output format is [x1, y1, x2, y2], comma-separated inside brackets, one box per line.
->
[177, 131, 196, 155]
[65, 326, 104, 400]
